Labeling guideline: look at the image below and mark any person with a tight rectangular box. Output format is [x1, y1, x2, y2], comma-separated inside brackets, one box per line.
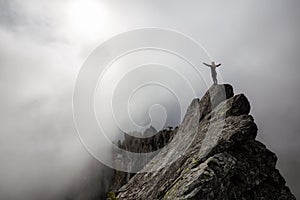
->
[203, 61, 221, 85]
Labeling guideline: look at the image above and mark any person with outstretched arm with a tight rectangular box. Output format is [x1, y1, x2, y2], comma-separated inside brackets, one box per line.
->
[203, 61, 221, 85]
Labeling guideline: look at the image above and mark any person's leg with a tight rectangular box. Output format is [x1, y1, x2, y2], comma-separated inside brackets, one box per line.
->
[212, 72, 217, 85]
[213, 77, 218, 85]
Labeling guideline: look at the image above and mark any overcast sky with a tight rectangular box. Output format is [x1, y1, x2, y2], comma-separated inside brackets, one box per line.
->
[0, 0, 299, 199]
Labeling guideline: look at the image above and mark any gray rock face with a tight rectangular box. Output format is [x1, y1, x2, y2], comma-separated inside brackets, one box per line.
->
[110, 126, 178, 192]
[115, 84, 296, 200]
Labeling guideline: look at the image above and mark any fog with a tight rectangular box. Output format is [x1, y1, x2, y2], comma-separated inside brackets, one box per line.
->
[0, 0, 299, 199]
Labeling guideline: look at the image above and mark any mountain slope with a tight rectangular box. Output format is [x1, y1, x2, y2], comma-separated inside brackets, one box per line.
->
[115, 84, 295, 200]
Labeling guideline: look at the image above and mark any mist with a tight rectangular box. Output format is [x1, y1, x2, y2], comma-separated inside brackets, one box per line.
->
[0, 0, 299, 199]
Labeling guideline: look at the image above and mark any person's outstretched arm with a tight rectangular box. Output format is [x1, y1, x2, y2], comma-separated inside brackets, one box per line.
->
[203, 62, 211, 67]
[216, 63, 221, 67]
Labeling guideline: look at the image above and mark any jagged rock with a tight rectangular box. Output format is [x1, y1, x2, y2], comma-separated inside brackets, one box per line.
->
[143, 126, 157, 137]
[110, 126, 177, 192]
[199, 84, 234, 121]
[115, 84, 295, 200]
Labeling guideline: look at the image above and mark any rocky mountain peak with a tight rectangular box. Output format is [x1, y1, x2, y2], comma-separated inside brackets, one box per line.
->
[110, 84, 295, 200]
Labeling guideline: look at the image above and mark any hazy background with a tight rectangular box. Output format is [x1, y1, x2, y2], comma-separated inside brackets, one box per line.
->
[0, 0, 299, 199]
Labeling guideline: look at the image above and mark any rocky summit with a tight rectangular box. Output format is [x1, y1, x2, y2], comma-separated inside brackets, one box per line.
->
[111, 84, 296, 200]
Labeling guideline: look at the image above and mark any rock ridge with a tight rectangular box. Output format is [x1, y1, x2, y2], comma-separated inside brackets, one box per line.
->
[111, 84, 295, 200]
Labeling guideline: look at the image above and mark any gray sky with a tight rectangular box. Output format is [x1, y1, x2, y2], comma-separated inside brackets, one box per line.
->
[0, 0, 299, 199]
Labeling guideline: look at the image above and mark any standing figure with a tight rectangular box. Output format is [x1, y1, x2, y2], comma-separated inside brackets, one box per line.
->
[203, 61, 221, 85]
